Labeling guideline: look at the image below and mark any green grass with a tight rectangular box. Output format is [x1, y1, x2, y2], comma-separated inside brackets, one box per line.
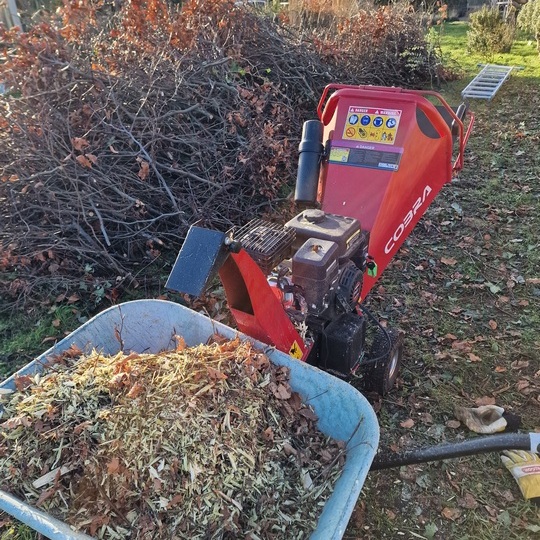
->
[0, 523, 36, 540]
[432, 21, 540, 84]
[0, 306, 87, 378]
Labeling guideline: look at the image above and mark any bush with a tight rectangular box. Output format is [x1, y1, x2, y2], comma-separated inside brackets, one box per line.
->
[467, 6, 515, 59]
[517, 0, 540, 53]
[0, 0, 447, 309]
[300, 2, 448, 88]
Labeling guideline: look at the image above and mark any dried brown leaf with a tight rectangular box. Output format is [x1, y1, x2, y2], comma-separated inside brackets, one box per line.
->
[137, 159, 150, 180]
[441, 507, 462, 520]
[458, 493, 479, 509]
[174, 335, 186, 352]
[14, 375, 33, 391]
[72, 137, 89, 151]
[298, 407, 318, 421]
[400, 418, 415, 429]
[75, 154, 93, 168]
[206, 366, 227, 380]
[272, 382, 292, 400]
[1, 414, 32, 429]
[126, 382, 144, 398]
[107, 457, 120, 475]
[511, 360, 529, 369]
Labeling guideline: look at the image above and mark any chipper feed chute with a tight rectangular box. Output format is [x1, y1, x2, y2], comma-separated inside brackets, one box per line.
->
[297, 85, 473, 301]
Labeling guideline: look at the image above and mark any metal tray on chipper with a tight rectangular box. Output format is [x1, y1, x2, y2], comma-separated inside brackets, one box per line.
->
[0, 299, 380, 540]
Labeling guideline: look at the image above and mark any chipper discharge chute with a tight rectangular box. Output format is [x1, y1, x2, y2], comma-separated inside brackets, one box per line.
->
[167, 84, 474, 396]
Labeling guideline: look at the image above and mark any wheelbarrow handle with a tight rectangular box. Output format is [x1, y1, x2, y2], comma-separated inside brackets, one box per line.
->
[370, 432, 540, 471]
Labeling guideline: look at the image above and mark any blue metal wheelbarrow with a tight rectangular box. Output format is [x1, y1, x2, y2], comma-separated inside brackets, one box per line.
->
[0, 299, 380, 540]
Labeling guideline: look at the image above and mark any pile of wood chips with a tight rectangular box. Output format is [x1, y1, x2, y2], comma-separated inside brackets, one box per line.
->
[0, 337, 345, 539]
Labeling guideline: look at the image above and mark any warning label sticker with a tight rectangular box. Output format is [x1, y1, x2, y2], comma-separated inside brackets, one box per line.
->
[342, 106, 402, 145]
[289, 341, 303, 359]
[329, 142, 403, 172]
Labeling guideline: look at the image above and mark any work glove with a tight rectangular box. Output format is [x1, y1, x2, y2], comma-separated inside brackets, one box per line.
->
[454, 405, 507, 434]
[501, 450, 540, 503]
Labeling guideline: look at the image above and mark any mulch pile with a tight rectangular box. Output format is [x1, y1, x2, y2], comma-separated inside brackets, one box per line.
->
[0, 337, 345, 538]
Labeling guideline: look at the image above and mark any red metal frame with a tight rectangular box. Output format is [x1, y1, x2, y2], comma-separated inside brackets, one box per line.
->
[316, 84, 474, 300]
[216, 85, 473, 358]
[218, 250, 307, 358]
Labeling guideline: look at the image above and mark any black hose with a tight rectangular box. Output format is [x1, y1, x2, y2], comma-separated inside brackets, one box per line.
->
[370, 433, 534, 471]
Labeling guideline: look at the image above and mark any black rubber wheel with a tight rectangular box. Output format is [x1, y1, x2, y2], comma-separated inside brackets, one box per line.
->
[363, 328, 403, 396]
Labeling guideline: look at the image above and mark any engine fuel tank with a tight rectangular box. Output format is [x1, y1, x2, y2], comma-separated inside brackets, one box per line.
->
[285, 209, 361, 261]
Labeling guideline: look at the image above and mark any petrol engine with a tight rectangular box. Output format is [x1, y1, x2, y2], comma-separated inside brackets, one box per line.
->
[233, 209, 370, 375]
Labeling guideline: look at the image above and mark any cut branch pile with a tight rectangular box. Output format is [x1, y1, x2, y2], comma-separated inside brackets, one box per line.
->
[0, 337, 345, 538]
[0, 0, 446, 308]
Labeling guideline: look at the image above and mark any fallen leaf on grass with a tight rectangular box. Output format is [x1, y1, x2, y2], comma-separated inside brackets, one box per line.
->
[475, 396, 496, 406]
[441, 257, 458, 266]
[458, 492, 479, 509]
[441, 507, 461, 520]
[452, 340, 473, 352]
[488, 320, 497, 330]
[446, 420, 461, 429]
[498, 489, 515, 503]
[468, 352, 482, 362]
[511, 360, 529, 369]
[400, 418, 415, 429]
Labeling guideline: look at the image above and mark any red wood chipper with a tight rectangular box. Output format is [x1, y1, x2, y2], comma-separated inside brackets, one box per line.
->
[166, 84, 475, 395]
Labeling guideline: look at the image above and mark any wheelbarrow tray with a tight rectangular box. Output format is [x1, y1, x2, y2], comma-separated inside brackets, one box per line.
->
[0, 299, 379, 540]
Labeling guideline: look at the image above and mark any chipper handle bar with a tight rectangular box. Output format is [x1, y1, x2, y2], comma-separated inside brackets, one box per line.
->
[317, 84, 475, 172]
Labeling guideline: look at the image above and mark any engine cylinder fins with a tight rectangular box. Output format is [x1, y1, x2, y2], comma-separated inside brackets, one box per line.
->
[234, 219, 296, 275]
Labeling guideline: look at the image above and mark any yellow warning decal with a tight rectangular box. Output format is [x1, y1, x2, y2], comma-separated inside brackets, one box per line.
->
[329, 147, 350, 163]
[289, 341, 303, 359]
[342, 106, 401, 145]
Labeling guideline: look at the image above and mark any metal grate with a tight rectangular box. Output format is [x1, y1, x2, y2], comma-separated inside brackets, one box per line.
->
[461, 64, 516, 101]
[234, 219, 296, 274]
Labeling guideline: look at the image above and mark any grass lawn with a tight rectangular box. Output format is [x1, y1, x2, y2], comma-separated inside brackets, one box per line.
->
[436, 21, 540, 78]
[348, 19, 540, 540]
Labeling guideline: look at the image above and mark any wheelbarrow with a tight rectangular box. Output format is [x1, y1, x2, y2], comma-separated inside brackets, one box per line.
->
[0, 300, 538, 539]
